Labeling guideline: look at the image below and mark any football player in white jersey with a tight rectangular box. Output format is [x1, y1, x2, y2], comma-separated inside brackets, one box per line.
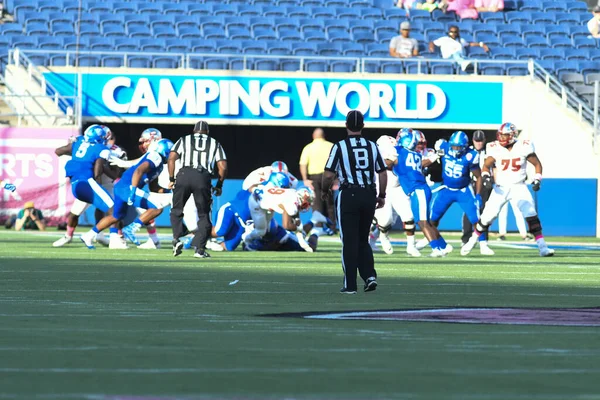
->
[242, 161, 299, 191]
[370, 134, 421, 256]
[53, 125, 128, 249]
[461, 122, 554, 257]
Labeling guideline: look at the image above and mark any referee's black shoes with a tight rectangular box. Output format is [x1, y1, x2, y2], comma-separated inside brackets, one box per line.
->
[193, 250, 211, 258]
[172, 241, 183, 257]
[340, 287, 357, 294]
[364, 277, 378, 292]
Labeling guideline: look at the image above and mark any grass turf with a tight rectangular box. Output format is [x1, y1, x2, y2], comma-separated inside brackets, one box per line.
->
[1, 231, 600, 400]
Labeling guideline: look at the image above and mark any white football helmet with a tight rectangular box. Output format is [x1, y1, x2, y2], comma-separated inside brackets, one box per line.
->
[139, 128, 163, 153]
[297, 187, 314, 212]
[376, 135, 397, 149]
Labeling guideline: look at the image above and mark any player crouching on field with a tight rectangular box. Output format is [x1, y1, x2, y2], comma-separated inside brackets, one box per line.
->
[460, 122, 554, 257]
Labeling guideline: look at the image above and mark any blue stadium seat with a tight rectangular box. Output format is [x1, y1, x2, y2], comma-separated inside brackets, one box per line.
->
[326, 0, 347, 6]
[188, 57, 204, 70]
[0, 23, 23, 35]
[317, 42, 343, 56]
[287, 6, 311, 18]
[379, 62, 403, 74]
[336, 7, 361, 20]
[179, 27, 202, 40]
[165, 38, 190, 53]
[99, 55, 122, 68]
[344, 43, 364, 57]
[188, 4, 213, 16]
[203, 27, 227, 40]
[153, 57, 180, 69]
[431, 9, 457, 22]
[292, 42, 317, 55]
[350, 0, 371, 6]
[506, 65, 529, 76]
[471, 22, 495, 35]
[541, 1, 565, 11]
[366, 43, 388, 56]
[491, 48, 516, 60]
[281, 60, 302, 71]
[22, 10, 50, 26]
[254, 28, 278, 41]
[362, 60, 382, 74]
[229, 58, 253, 71]
[521, 25, 544, 39]
[501, 35, 525, 48]
[304, 30, 328, 43]
[128, 56, 152, 69]
[14, 4, 36, 23]
[38, 37, 63, 50]
[531, 12, 555, 25]
[574, 38, 598, 49]
[26, 22, 49, 36]
[505, 11, 532, 24]
[570, 26, 591, 41]
[242, 40, 268, 54]
[201, 16, 225, 31]
[564, 49, 589, 61]
[550, 38, 572, 49]
[330, 60, 357, 73]
[378, 30, 396, 44]
[525, 37, 548, 48]
[534, 60, 555, 71]
[163, 3, 188, 16]
[329, 31, 353, 43]
[213, 4, 239, 16]
[554, 61, 579, 75]
[225, 15, 249, 30]
[305, 60, 329, 72]
[103, 26, 126, 38]
[137, 3, 162, 15]
[351, 20, 374, 36]
[149, 15, 176, 30]
[228, 27, 252, 40]
[266, 41, 292, 55]
[28, 54, 49, 66]
[50, 54, 73, 67]
[100, 13, 125, 31]
[539, 48, 563, 60]
[279, 29, 303, 42]
[578, 61, 598, 75]
[555, 12, 578, 25]
[88, 2, 113, 14]
[566, 1, 589, 13]
[353, 32, 376, 44]
[430, 62, 455, 75]
[139, 38, 164, 52]
[475, 33, 500, 47]
[480, 63, 505, 75]
[113, 3, 137, 14]
[216, 40, 242, 54]
[312, 6, 336, 19]
[191, 39, 217, 53]
[520, 1, 542, 11]
[546, 31, 569, 41]
[468, 46, 490, 58]
[274, 17, 300, 31]
[128, 26, 152, 39]
[238, 5, 263, 17]
[77, 55, 100, 67]
[49, 12, 72, 25]
[88, 37, 112, 50]
[496, 25, 520, 38]
[584, 72, 600, 84]
[10, 35, 37, 49]
[374, 20, 398, 36]
[124, 15, 150, 30]
[587, 50, 600, 61]
[176, 16, 200, 31]
[63, 36, 89, 50]
[514, 48, 538, 60]
[407, 9, 430, 22]
[559, 71, 585, 87]
[254, 59, 279, 71]
[360, 7, 383, 20]
[114, 38, 139, 52]
[405, 61, 427, 74]
[479, 12, 505, 24]
[250, 16, 275, 31]
[263, 6, 287, 18]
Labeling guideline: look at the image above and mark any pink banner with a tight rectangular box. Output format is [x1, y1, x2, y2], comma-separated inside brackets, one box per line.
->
[0, 127, 78, 221]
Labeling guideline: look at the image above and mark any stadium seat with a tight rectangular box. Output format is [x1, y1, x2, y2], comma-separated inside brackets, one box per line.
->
[520, 1, 542, 11]
[124, 15, 150, 31]
[163, 3, 188, 16]
[88, 2, 113, 14]
[365, 42, 388, 57]
[492, 48, 516, 60]
[281, 59, 302, 71]
[113, 3, 137, 14]
[274, 17, 300, 31]
[225, 16, 250, 31]
[253, 59, 279, 71]
[431, 9, 457, 22]
[496, 25, 520, 38]
[215, 40, 242, 54]
[501, 35, 525, 48]
[229, 58, 253, 71]
[360, 7, 383, 21]
[525, 37, 548, 48]
[304, 31, 328, 43]
[350, 0, 371, 6]
[480, 63, 506, 76]
[253, 28, 278, 41]
[336, 7, 361, 20]
[292, 42, 318, 55]
[287, 6, 311, 18]
[279, 29, 303, 42]
[555, 12, 579, 25]
[554, 61, 579, 75]
[103, 26, 126, 38]
[343, 43, 364, 57]
[559, 72, 585, 87]
[38, 37, 63, 50]
[238, 5, 263, 17]
[479, 12, 505, 24]
[128, 26, 152, 39]
[242, 40, 268, 54]
[585, 73, 600, 85]
[405, 61, 427, 74]
[564, 49, 589, 61]
[326, 0, 347, 6]
[468, 47, 490, 59]
[566, 1, 589, 13]
[330, 60, 356, 73]
[228, 27, 253, 41]
[149, 15, 176, 30]
[77, 55, 100, 67]
[114, 38, 139, 52]
[153, 57, 180, 69]
[27, 54, 49, 66]
[179, 27, 203, 40]
[408, 9, 430, 22]
[203, 28, 227, 40]
[329, 31, 353, 43]
[378, 62, 403, 74]
[249, 16, 275, 32]
[351, 20, 374, 36]
[50, 54, 73, 67]
[88, 37, 112, 51]
[353, 32, 376, 45]
[188, 4, 213, 16]
[305, 60, 329, 72]
[531, 12, 555, 25]
[324, 18, 350, 35]
[100, 56, 123, 68]
[201, 16, 225, 31]
[191, 39, 217, 53]
[505, 11, 532, 24]
[574, 38, 598, 49]
[204, 58, 228, 70]
[22, 10, 50, 26]
[506, 65, 529, 76]
[541, 1, 565, 11]
[128, 56, 151, 69]
[430, 63, 455, 75]
[578, 62, 598, 75]
[317, 42, 343, 56]
[25, 22, 49, 36]
[263, 6, 287, 18]
[139, 38, 164, 52]
[165, 38, 190, 53]
[550, 38, 573, 49]
[213, 4, 239, 17]
[63, 37, 89, 50]
[267, 41, 292, 55]
[539, 48, 563, 60]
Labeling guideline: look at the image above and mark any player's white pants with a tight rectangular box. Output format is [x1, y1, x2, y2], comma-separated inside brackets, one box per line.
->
[69, 182, 114, 216]
[498, 202, 528, 236]
[246, 194, 273, 241]
[480, 183, 536, 227]
[374, 185, 413, 227]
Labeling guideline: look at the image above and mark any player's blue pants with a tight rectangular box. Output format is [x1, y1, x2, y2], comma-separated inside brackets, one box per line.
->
[113, 181, 158, 221]
[246, 224, 304, 251]
[430, 186, 479, 224]
[410, 185, 432, 222]
[214, 202, 245, 251]
[71, 178, 114, 213]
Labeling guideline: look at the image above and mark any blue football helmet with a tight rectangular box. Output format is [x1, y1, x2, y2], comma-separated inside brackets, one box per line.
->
[447, 131, 469, 157]
[83, 124, 107, 144]
[395, 128, 413, 144]
[270, 161, 289, 174]
[149, 139, 174, 162]
[266, 172, 291, 188]
[398, 130, 419, 151]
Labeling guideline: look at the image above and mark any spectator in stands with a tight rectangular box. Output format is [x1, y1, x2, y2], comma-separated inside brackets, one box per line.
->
[13, 201, 46, 231]
[396, 0, 418, 9]
[587, 6, 600, 39]
[419, 0, 441, 12]
[389, 21, 419, 58]
[475, 0, 504, 12]
[428, 26, 490, 72]
[445, 0, 479, 19]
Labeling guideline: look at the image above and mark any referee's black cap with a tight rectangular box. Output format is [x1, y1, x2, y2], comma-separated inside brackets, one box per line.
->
[193, 120, 209, 133]
[473, 130, 486, 142]
[345, 110, 364, 132]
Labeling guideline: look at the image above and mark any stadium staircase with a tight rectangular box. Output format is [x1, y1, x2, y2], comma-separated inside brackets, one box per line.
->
[0, 0, 598, 132]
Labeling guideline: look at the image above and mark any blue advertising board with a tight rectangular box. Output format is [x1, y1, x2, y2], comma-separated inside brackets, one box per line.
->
[43, 71, 503, 126]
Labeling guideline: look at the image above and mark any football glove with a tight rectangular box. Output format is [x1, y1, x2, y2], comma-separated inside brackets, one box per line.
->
[482, 174, 493, 189]
[2, 182, 16, 192]
[127, 185, 137, 206]
[109, 156, 132, 169]
[532, 179, 541, 192]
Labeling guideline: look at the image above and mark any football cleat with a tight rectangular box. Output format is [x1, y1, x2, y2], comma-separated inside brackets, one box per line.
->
[340, 287, 357, 294]
[193, 250, 211, 258]
[122, 222, 142, 246]
[53, 235, 72, 247]
[172, 241, 183, 257]
[406, 247, 422, 257]
[80, 231, 96, 249]
[460, 235, 478, 256]
[430, 249, 446, 258]
[539, 247, 555, 257]
[415, 238, 429, 250]
[206, 239, 224, 252]
[479, 241, 495, 256]
[442, 243, 454, 255]
[379, 232, 394, 255]
[296, 231, 314, 253]
[138, 240, 160, 249]
[96, 232, 110, 247]
[364, 277, 378, 292]
[109, 236, 128, 250]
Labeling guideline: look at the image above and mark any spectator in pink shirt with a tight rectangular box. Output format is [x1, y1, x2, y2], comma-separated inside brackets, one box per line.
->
[475, 0, 504, 12]
[446, 0, 478, 19]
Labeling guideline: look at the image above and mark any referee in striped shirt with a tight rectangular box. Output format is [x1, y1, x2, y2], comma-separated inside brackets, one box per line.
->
[322, 110, 387, 294]
[168, 120, 227, 258]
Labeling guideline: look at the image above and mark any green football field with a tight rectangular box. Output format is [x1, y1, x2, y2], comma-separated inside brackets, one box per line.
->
[1, 230, 600, 400]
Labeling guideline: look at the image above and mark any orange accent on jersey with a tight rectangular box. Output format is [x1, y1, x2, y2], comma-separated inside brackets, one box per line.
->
[267, 188, 285, 195]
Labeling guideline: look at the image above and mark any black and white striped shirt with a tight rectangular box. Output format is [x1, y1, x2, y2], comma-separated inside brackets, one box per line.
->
[324, 136, 386, 186]
[171, 133, 226, 174]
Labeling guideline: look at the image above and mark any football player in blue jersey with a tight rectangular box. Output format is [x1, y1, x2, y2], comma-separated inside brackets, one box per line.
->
[57, 125, 119, 241]
[393, 129, 450, 257]
[422, 131, 494, 255]
[79, 139, 173, 249]
[207, 189, 253, 252]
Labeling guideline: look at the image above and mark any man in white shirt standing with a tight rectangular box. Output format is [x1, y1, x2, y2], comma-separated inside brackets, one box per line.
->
[588, 6, 600, 39]
[428, 25, 489, 72]
[389, 21, 420, 59]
